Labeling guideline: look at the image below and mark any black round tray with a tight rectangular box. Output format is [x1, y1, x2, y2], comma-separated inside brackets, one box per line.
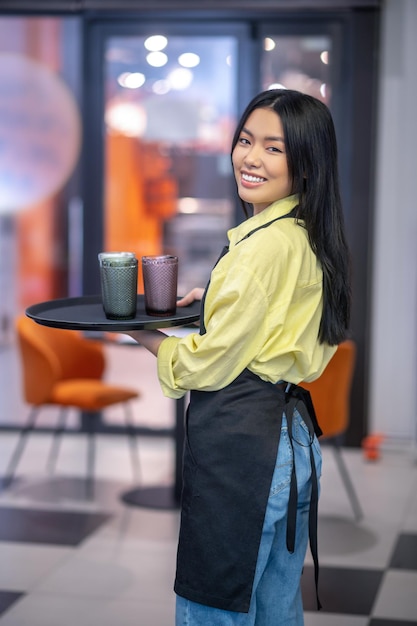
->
[26, 294, 201, 332]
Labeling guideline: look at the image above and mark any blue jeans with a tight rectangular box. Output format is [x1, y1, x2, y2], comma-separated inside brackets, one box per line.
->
[175, 411, 322, 626]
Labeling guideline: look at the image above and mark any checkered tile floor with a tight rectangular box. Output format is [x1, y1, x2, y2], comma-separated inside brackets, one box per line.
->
[0, 431, 416, 625]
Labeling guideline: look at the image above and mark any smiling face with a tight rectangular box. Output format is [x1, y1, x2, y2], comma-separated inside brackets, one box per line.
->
[232, 107, 293, 215]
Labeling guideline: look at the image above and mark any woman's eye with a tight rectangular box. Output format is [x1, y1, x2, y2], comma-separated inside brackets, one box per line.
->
[239, 137, 250, 145]
[268, 146, 283, 153]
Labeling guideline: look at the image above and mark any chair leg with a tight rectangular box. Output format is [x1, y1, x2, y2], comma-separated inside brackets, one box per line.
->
[46, 407, 68, 474]
[332, 443, 364, 522]
[2, 406, 40, 488]
[85, 412, 98, 499]
[123, 402, 140, 482]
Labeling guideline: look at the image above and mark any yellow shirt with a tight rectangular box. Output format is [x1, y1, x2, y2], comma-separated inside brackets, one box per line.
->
[157, 195, 336, 399]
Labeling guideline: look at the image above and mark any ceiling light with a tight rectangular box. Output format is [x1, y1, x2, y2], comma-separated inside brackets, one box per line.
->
[178, 52, 200, 68]
[117, 72, 145, 89]
[268, 83, 287, 90]
[264, 38, 276, 52]
[105, 101, 147, 137]
[152, 79, 171, 95]
[146, 51, 168, 67]
[144, 35, 168, 52]
[168, 68, 193, 90]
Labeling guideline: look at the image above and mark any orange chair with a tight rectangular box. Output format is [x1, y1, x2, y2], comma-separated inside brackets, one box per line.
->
[300, 340, 363, 521]
[3, 315, 141, 492]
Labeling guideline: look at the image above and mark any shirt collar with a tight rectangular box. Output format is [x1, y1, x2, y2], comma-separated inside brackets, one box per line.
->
[227, 195, 299, 247]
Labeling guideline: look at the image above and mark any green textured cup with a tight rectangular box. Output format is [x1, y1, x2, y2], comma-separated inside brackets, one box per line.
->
[98, 252, 138, 319]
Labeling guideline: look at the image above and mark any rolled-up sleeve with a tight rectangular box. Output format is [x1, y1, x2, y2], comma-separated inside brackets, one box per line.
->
[157, 262, 269, 398]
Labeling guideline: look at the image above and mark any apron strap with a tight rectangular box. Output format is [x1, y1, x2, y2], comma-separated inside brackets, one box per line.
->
[285, 386, 322, 610]
[199, 208, 298, 336]
[235, 207, 298, 246]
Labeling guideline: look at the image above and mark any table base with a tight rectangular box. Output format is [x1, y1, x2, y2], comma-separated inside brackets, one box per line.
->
[121, 485, 180, 510]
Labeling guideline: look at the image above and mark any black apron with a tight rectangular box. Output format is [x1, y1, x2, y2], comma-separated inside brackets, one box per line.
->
[174, 211, 321, 613]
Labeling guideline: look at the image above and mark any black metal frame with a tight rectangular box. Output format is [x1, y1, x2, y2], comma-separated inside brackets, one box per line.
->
[0, 0, 381, 14]
[81, 8, 379, 445]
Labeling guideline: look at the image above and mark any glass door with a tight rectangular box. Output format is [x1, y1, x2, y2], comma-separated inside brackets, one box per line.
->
[87, 23, 248, 296]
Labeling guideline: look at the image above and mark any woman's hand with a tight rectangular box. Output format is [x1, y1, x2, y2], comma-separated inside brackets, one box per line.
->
[122, 288, 204, 354]
[177, 288, 205, 307]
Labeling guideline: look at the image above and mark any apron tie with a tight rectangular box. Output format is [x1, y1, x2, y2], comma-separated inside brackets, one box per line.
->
[284, 385, 322, 610]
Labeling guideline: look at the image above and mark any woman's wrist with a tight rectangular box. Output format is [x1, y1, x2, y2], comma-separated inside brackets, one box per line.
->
[124, 329, 167, 356]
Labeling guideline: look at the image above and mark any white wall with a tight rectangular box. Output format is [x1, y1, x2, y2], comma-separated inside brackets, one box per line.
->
[369, 0, 417, 444]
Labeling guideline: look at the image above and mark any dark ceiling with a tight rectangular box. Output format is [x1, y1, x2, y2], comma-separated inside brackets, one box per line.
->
[0, 0, 381, 14]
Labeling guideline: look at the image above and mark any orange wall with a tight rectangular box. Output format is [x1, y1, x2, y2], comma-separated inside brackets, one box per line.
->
[105, 133, 178, 292]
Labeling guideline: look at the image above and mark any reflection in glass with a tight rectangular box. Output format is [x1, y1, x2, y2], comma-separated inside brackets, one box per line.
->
[104, 35, 237, 293]
[261, 35, 332, 105]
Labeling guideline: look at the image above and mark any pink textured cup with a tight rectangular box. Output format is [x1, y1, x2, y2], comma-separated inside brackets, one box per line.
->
[142, 255, 178, 317]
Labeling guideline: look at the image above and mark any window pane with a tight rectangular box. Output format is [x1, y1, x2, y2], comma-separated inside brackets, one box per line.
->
[104, 34, 238, 293]
[261, 35, 332, 104]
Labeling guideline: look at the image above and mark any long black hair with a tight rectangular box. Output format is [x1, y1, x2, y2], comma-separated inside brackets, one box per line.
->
[231, 89, 351, 345]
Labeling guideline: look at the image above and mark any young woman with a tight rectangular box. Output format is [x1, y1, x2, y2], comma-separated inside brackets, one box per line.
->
[126, 89, 351, 625]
